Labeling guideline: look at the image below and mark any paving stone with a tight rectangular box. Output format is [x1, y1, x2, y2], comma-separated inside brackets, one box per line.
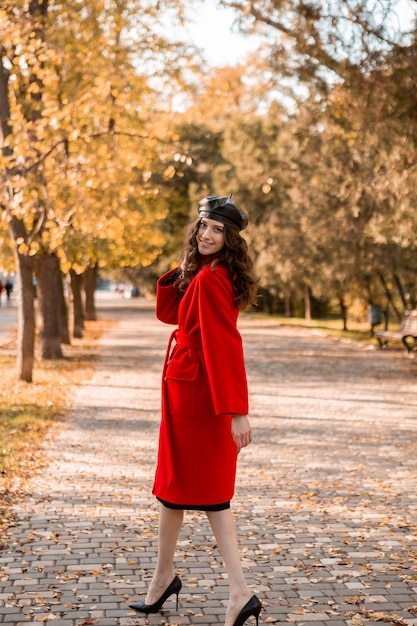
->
[1, 294, 417, 625]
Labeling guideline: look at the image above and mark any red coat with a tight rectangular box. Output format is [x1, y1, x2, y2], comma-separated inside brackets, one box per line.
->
[152, 261, 249, 507]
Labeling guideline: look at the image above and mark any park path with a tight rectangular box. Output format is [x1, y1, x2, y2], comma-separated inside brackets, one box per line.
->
[0, 293, 417, 626]
[0, 301, 17, 349]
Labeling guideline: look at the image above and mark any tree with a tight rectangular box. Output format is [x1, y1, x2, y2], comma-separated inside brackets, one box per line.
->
[1, 0, 197, 380]
[221, 0, 412, 84]
[215, 0, 417, 322]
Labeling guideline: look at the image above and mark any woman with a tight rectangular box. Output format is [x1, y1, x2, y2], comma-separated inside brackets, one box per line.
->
[129, 195, 261, 626]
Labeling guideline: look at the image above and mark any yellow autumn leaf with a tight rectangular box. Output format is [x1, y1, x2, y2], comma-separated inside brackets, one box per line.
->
[163, 164, 176, 179]
[17, 242, 29, 254]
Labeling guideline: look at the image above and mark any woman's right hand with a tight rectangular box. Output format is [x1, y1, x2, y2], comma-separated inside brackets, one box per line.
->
[231, 414, 252, 452]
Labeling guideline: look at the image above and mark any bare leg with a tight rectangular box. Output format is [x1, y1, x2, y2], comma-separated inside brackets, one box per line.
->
[206, 509, 252, 626]
[145, 504, 183, 604]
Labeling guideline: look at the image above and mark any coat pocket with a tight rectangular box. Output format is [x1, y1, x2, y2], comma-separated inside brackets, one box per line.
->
[165, 356, 199, 417]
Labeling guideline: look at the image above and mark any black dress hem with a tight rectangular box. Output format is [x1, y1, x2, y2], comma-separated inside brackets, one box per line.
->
[156, 497, 230, 512]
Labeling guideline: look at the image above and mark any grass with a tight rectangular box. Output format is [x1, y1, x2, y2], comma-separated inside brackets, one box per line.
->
[246, 311, 383, 345]
[0, 319, 114, 548]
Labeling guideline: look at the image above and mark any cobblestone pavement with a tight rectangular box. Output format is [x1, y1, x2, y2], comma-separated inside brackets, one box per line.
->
[1, 294, 417, 626]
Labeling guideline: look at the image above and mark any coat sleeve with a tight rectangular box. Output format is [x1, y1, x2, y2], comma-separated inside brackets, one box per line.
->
[156, 268, 183, 325]
[197, 266, 249, 416]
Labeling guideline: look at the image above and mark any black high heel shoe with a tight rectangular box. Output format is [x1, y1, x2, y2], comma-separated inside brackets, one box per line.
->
[129, 575, 182, 614]
[232, 595, 262, 626]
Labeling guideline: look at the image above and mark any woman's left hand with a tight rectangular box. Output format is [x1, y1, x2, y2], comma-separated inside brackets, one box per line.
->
[232, 414, 252, 452]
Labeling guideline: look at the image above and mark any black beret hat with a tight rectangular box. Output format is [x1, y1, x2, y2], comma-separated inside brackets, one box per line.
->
[197, 195, 248, 231]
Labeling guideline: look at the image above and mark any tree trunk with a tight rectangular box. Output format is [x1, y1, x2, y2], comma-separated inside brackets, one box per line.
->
[339, 296, 348, 331]
[265, 288, 273, 315]
[34, 253, 63, 359]
[83, 264, 97, 321]
[70, 269, 84, 339]
[378, 271, 402, 322]
[304, 284, 312, 320]
[393, 273, 407, 309]
[59, 272, 71, 345]
[284, 287, 293, 317]
[15, 253, 36, 382]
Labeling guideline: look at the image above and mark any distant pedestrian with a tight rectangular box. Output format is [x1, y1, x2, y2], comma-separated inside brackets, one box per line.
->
[5, 281, 13, 303]
[129, 195, 260, 626]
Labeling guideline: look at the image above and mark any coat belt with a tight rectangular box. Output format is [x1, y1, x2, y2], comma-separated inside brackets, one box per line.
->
[165, 329, 203, 365]
[175, 330, 202, 350]
[161, 329, 203, 488]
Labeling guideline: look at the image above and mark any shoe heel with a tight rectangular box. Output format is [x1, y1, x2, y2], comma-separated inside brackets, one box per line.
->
[129, 575, 182, 614]
[232, 595, 262, 626]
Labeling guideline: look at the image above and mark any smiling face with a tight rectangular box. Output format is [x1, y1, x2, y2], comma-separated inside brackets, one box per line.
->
[197, 217, 225, 256]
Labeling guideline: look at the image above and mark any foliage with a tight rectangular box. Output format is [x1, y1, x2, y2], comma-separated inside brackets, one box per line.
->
[183, 1, 417, 322]
[0, 0, 201, 379]
[1, 0, 417, 337]
[0, 0, 197, 269]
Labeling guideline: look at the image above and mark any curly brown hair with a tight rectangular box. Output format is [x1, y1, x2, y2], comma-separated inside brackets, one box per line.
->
[177, 218, 258, 311]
